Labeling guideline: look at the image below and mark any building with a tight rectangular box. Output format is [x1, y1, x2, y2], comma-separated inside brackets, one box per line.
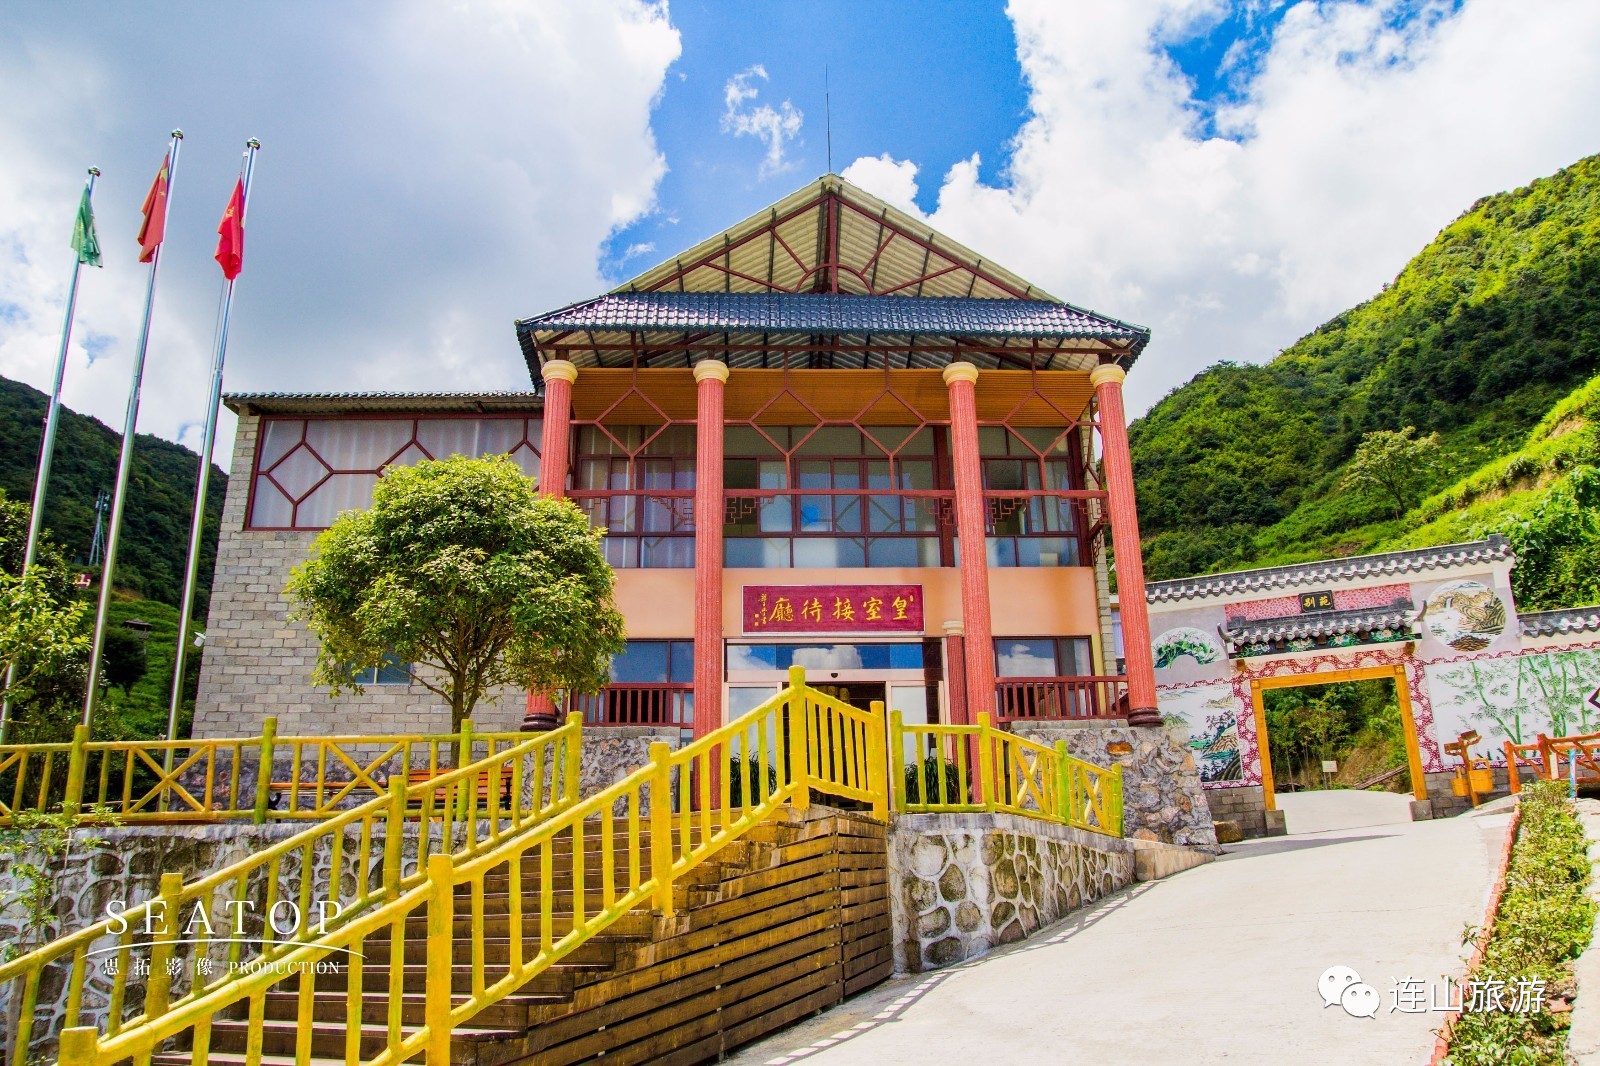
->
[194, 176, 1188, 823]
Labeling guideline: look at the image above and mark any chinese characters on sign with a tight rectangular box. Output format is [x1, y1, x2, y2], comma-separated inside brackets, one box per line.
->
[743, 584, 924, 634]
[1299, 590, 1336, 612]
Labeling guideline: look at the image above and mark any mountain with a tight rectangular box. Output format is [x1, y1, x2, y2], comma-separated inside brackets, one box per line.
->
[1129, 152, 1600, 600]
[0, 373, 226, 613]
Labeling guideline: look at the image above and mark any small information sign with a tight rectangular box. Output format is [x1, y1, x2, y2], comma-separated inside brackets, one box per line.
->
[1299, 590, 1336, 612]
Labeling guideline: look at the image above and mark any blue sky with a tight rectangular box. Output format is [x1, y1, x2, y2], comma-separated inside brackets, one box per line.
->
[2, 0, 1599, 460]
[601, 0, 1029, 277]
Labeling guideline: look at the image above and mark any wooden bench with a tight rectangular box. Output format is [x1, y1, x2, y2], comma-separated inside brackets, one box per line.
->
[406, 767, 514, 809]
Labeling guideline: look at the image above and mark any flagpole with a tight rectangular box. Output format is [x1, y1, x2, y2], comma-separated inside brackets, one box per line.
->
[165, 139, 259, 757]
[0, 167, 100, 744]
[83, 130, 183, 731]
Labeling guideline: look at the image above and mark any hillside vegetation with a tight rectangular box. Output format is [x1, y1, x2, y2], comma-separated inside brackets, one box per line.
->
[1130, 153, 1600, 598]
[0, 373, 226, 612]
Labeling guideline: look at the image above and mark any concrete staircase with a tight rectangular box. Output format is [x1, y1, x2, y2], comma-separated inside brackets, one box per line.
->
[155, 808, 890, 1066]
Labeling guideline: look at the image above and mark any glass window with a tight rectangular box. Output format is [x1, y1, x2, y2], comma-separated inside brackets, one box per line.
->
[347, 650, 410, 686]
[994, 637, 1095, 677]
[726, 642, 924, 673]
[610, 640, 693, 684]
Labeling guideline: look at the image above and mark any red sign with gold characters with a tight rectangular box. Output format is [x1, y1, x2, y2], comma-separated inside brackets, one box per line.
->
[742, 584, 924, 634]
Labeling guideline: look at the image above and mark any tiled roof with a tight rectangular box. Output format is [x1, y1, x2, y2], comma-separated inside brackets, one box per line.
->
[225, 391, 543, 415]
[517, 292, 1149, 349]
[1520, 606, 1600, 638]
[1223, 600, 1417, 645]
[1146, 536, 1513, 605]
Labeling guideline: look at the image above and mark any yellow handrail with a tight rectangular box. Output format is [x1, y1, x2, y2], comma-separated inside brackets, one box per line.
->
[49, 669, 888, 1066]
[0, 721, 533, 825]
[0, 715, 582, 1062]
[891, 711, 1124, 836]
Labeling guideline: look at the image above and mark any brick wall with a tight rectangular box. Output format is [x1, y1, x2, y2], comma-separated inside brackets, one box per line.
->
[193, 413, 525, 739]
[1202, 785, 1267, 838]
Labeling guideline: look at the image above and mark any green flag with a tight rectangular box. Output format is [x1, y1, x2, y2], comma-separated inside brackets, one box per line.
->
[70, 185, 101, 267]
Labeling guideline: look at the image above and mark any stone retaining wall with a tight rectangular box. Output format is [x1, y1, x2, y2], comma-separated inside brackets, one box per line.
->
[1011, 723, 1220, 851]
[887, 812, 1136, 973]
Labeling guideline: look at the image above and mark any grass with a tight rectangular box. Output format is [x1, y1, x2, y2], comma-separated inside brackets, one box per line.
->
[1447, 780, 1596, 1065]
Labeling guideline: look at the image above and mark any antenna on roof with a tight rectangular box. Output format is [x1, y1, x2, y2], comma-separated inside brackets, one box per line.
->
[825, 66, 832, 174]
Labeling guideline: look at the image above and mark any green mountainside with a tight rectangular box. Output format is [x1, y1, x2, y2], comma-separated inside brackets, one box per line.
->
[1129, 152, 1600, 605]
[0, 373, 226, 612]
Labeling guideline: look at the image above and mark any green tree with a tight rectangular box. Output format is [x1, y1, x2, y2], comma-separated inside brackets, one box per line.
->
[1340, 426, 1444, 519]
[1491, 466, 1600, 611]
[285, 455, 626, 741]
[100, 626, 148, 692]
[0, 568, 88, 709]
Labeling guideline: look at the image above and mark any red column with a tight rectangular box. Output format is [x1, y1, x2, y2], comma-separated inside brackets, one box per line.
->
[692, 360, 728, 739]
[942, 362, 996, 725]
[523, 358, 578, 732]
[1091, 363, 1161, 727]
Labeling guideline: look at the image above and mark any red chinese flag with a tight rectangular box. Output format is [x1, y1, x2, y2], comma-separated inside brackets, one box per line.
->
[214, 177, 246, 280]
[136, 153, 171, 263]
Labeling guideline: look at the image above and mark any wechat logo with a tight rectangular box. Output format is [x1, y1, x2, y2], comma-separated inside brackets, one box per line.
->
[1319, 965, 1380, 1018]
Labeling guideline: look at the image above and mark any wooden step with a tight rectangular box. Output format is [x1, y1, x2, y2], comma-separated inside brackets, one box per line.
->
[259, 988, 569, 1029]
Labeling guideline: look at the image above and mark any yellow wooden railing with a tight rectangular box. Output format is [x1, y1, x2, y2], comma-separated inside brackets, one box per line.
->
[890, 711, 1124, 836]
[0, 719, 530, 825]
[0, 716, 582, 1062]
[47, 669, 887, 1066]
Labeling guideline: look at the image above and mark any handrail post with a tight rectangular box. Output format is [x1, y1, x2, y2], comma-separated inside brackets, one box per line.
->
[868, 700, 889, 820]
[455, 718, 475, 819]
[1053, 740, 1070, 825]
[64, 724, 89, 818]
[1110, 763, 1125, 837]
[142, 871, 184, 1021]
[58, 1026, 100, 1065]
[977, 713, 996, 812]
[648, 741, 675, 916]
[563, 712, 583, 806]
[788, 666, 811, 810]
[383, 774, 407, 900]
[1505, 741, 1521, 794]
[423, 852, 455, 1066]
[252, 716, 277, 824]
[889, 711, 907, 815]
[1538, 733, 1553, 778]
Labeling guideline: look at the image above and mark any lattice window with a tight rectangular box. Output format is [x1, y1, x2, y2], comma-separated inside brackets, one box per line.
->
[248, 416, 541, 530]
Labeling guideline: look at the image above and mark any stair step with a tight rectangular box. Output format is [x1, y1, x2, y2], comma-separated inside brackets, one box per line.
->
[356, 934, 635, 967]
[202, 1017, 518, 1060]
[260, 988, 569, 1028]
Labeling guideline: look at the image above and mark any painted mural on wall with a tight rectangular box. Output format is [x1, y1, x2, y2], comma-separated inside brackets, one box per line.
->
[1152, 627, 1224, 670]
[1422, 580, 1508, 653]
[1158, 682, 1242, 784]
[1428, 645, 1600, 752]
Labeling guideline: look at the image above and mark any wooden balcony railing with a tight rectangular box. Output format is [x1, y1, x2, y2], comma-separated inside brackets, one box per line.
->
[994, 676, 1128, 721]
[568, 683, 695, 728]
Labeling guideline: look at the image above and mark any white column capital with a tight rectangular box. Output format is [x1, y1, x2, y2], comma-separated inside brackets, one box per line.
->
[692, 359, 730, 384]
[541, 359, 578, 385]
[941, 361, 980, 386]
[941, 620, 965, 638]
[1089, 363, 1127, 389]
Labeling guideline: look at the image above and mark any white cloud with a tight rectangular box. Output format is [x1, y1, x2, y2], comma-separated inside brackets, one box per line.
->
[855, 0, 1600, 413]
[0, 1, 680, 465]
[721, 65, 804, 178]
[839, 154, 924, 216]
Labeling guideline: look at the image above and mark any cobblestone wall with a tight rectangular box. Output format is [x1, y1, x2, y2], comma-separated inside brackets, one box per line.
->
[1011, 723, 1220, 851]
[886, 812, 1136, 973]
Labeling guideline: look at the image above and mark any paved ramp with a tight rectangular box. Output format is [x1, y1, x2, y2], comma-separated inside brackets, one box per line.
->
[1277, 788, 1416, 833]
[726, 805, 1509, 1066]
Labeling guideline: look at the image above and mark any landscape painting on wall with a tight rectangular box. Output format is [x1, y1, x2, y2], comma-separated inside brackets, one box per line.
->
[1159, 682, 1242, 784]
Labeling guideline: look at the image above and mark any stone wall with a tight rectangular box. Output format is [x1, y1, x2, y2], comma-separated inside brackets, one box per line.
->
[1204, 784, 1268, 838]
[194, 413, 525, 739]
[1011, 723, 1220, 851]
[887, 812, 1136, 973]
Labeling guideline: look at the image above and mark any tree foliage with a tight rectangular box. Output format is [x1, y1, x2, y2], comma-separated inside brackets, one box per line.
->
[1340, 426, 1443, 518]
[286, 455, 626, 736]
[0, 490, 89, 710]
[1491, 466, 1600, 611]
[1131, 152, 1600, 579]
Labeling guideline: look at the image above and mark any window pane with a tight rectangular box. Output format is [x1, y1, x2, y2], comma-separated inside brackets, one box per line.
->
[835, 496, 862, 533]
[978, 426, 1009, 456]
[795, 425, 863, 456]
[374, 651, 410, 685]
[866, 496, 899, 533]
[996, 639, 1058, 677]
[603, 537, 636, 568]
[296, 474, 380, 526]
[1014, 426, 1069, 454]
[415, 419, 486, 461]
[725, 458, 760, 490]
[914, 537, 941, 566]
[644, 425, 696, 456]
[305, 420, 413, 469]
[889, 644, 926, 670]
[797, 461, 830, 490]
[898, 460, 934, 491]
[727, 686, 780, 720]
[641, 537, 693, 568]
[258, 419, 305, 469]
[867, 537, 917, 567]
[982, 459, 1026, 492]
[668, 641, 695, 683]
[759, 497, 793, 533]
[1057, 638, 1094, 676]
[799, 496, 830, 532]
[727, 644, 779, 671]
[269, 446, 329, 501]
[249, 479, 294, 527]
[986, 538, 1018, 567]
[793, 537, 865, 567]
[576, 458, 610, 490]
[900, 427, 935, 456]
[612, 641, 670, 684]
[727, 426, 781, 455]
[474, 418, 526, 458]
[510, 443, 541, 481]
[726, 538, 789, 568]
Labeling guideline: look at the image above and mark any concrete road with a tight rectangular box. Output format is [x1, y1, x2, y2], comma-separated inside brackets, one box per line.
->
[726, 793, 1510, 1066]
